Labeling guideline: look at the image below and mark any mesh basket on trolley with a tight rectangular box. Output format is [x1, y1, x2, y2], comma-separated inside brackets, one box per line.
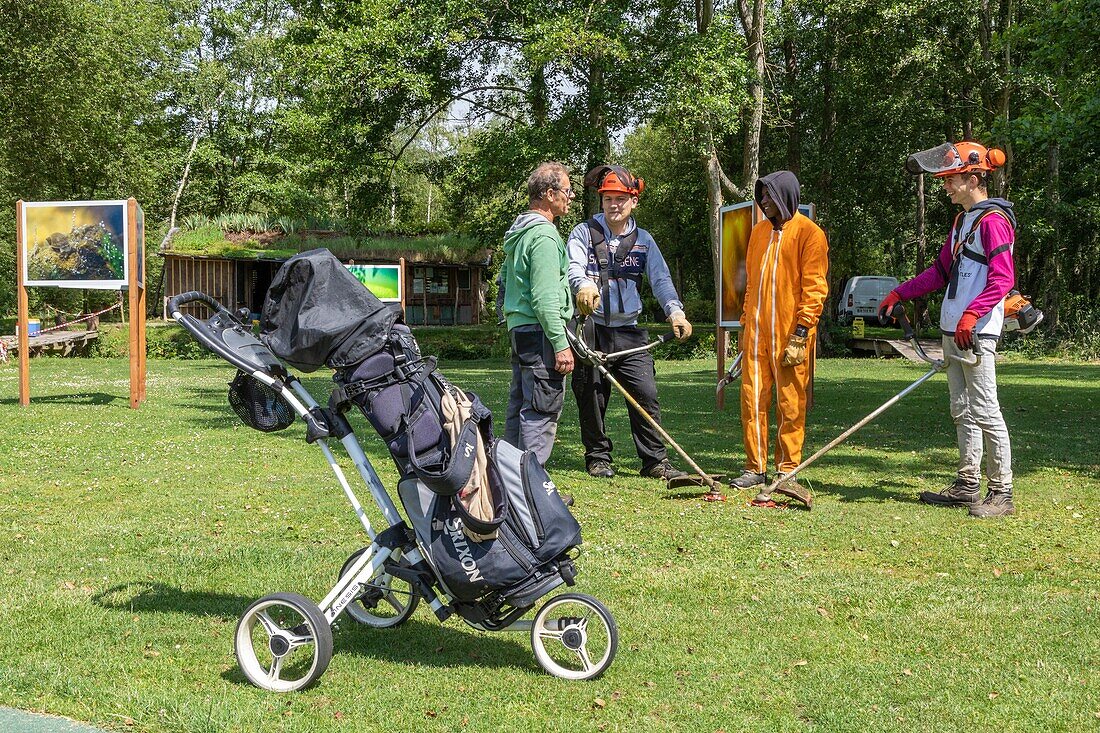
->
[227, 371, 295, 432]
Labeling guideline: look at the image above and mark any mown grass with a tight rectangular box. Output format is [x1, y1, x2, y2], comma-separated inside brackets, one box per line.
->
[0, 355, 1097, 732]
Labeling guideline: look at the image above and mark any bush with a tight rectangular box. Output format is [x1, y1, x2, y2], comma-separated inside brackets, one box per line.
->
[90, 323, 218, 359]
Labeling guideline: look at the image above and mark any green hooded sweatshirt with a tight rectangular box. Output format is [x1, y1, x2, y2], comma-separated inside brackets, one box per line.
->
[501, 211, 573, 353]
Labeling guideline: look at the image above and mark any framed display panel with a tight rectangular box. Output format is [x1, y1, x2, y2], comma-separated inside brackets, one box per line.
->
[21, 200, 130, 288]
[718, 201, 755, 328]
[346, 264, 402, 302]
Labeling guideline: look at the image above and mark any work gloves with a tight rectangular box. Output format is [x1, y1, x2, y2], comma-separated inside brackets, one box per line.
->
[576, 287, 601, 316]
[782, 324, 810, 366]
[878, 290, 902, 324]
[669, 312, 692, 341]
[954, 310, 979, 350]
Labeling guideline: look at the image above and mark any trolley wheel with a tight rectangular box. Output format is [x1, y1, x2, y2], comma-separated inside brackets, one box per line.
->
[234, 592, 333, 692]
[530, 593, 618, 680]
[338, 549, 420, 628]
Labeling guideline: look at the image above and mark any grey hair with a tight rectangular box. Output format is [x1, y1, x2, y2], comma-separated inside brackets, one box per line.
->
[527, 162, 569, 202]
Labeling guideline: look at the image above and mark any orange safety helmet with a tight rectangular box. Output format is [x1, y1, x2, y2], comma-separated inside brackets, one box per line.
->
[583, 164, 644, 197]
[905, 141, 1007, 178]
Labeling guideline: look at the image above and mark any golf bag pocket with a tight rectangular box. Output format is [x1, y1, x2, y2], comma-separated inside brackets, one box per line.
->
[489, 440, 581, 562]
[398, 478, 536, 602]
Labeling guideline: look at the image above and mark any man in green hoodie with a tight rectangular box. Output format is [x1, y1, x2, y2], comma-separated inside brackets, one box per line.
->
[501, 162, 576, 466]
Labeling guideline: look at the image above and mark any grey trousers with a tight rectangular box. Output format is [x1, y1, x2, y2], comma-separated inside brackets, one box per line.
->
[504, 325, 565, 466]
[943, 336, 1013, 491]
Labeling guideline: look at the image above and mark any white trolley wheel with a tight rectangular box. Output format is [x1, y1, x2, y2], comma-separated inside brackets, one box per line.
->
[338, 549, 420, 628]
[530, 592, 618, 680]
[234, 592, 333, 692]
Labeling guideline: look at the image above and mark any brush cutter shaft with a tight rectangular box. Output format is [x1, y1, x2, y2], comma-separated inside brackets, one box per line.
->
[589, 360, 720, 491]
[771, 364, 940, 489]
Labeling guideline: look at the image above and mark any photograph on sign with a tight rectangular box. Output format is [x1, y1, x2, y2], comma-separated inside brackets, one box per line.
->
[22, 201, 129, 288]
[718, 201, 754, 328]
[346, 264, 402, 302]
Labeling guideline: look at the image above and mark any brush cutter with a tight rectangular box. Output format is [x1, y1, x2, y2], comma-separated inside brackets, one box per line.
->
[715, 350, 744, 395]
[763, 304, 980, 507]
[566, 319, 727, 502]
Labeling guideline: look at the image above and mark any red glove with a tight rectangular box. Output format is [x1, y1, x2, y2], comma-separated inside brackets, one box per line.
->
[878, 290, 902, 324]
[954, 310, 979, 349]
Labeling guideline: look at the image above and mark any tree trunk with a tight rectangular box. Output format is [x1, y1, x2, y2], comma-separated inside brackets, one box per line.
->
[584, 65, 610, 220]
[783, 18, 801, 177]
[741, 0, 765, 187]
[1046, 140, 1061, 329]
[705, 146, 725, 301]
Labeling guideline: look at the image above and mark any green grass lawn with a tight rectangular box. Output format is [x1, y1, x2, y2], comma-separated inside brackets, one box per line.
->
[0, 355, 1097, 732]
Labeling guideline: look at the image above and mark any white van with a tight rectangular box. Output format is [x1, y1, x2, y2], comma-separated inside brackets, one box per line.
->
[837, 276, 899, 325]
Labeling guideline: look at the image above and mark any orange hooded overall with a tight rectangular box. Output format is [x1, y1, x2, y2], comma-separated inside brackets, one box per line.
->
[739, 171, 829, 476]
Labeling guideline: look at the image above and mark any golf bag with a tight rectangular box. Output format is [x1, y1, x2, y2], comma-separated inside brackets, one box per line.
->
[260, 249, 581, 605]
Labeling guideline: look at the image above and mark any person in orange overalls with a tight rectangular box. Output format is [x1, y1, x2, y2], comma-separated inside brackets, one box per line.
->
[729, 171, 829, 508]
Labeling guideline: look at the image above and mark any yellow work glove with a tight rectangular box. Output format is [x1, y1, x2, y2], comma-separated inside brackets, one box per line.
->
[576, 287, 601, 316]
[782, 325, 809, 366]
[669, 312, 692, 341]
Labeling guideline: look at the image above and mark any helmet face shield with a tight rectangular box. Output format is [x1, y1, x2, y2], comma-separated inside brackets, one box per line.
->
[906, 141, 1006, 177]
[905, 143, 963, 176]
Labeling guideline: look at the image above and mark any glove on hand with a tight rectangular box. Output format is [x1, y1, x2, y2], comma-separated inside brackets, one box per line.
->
[954, 310, 979, 350]
[669, 312, 692, 341]
[782, 324, 809, 366]
[576, 287, 601, 316]
[878, 290, 902, 324]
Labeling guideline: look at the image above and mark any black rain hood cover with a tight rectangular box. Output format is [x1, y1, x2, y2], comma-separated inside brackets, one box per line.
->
[260, 249, 400, 372]
[755, 170, 801, 229]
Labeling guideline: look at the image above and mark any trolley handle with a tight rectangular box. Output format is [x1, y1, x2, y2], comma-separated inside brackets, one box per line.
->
[168, 291, 229, 318]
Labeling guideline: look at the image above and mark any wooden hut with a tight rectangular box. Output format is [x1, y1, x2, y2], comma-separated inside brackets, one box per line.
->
[161, 231, 490, 325]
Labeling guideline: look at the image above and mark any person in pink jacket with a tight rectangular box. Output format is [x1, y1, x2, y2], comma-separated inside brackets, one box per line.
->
[880, 140, 1017, 518]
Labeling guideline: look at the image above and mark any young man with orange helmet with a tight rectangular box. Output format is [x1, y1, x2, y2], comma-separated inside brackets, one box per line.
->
[566, 165, 693, 481]
[879, 140, 1017, 518]
[729, 171, 829, 508]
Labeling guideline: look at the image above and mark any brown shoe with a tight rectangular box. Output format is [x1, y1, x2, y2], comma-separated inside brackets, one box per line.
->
[969, 490, 1015, 518]
[920, 479, 980, 508]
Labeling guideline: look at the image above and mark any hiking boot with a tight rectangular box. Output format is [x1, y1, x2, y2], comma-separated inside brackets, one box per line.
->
[729, 470, 766, 489]
[560, 493, 575, 508]
[641, 460, 687, 481]
[772, 472, 813, 509]
[969, 490, 1015, 518]
[586, 460, 615, 478]
[919, 479, 981, 508]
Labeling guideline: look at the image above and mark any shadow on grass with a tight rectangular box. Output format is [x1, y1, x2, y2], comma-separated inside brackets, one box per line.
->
[333, 616, 538, 672]
[91, 581, 253, 620]
[93, 581, 541, 675]
[0, 392, 124, 405]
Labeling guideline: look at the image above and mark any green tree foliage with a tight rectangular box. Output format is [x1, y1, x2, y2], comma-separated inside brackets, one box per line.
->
[0, 0, 1095, 351]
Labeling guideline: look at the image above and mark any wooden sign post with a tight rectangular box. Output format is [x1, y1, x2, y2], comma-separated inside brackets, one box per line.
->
[126, 198, 147, 408]
[16, 200, 30, 406]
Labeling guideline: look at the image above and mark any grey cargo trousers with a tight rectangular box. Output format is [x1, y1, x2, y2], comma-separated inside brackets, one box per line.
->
[943, 336, 1013, 491]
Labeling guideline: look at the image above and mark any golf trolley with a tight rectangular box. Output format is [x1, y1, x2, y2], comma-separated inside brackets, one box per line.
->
[169, 290, 618, 691]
